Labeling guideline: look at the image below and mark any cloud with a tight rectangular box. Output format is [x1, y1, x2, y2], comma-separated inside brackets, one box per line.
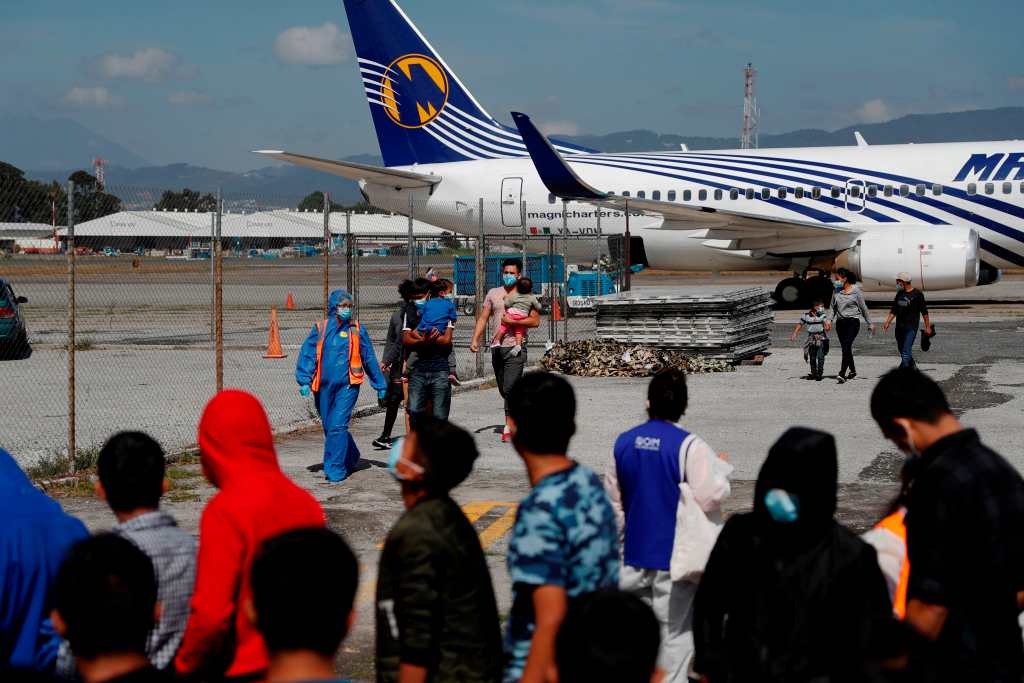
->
[539, 120, 579, 136]
[852, 98, 892, 124]
[91, 47, 194, 82]
[167, 90, 212, 106]
[63, 86, 121, 109]
[1010, 76, 1024, 92]
[274, 22, 348, 66]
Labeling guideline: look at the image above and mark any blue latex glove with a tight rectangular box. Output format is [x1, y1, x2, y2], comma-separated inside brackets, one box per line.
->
[299, 384, 311, 397]
[378, 389, 387, 400]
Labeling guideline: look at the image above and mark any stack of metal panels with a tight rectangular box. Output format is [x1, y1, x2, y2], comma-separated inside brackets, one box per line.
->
[595, 287, 773, 362]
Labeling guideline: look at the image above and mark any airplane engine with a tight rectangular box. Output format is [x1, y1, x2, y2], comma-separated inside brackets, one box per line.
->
[842, 226, 980, 291]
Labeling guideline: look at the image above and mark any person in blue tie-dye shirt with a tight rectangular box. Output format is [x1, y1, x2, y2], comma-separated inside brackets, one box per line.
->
[503, 373, 620, 683]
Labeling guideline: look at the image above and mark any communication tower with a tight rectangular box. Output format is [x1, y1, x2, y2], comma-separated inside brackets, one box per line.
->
[740, 63, 759, 149]
[93, 157, 106, 190]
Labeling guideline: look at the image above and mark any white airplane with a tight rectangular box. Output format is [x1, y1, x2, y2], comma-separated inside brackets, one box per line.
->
[257, 0, 1024, 305]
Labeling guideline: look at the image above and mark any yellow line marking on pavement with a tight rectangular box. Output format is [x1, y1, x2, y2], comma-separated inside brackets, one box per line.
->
[462, 500, 499, 523]
[477, 505, 518, 550]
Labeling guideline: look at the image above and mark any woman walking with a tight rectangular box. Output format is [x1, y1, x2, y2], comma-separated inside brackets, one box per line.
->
[831, 267, 874, 384]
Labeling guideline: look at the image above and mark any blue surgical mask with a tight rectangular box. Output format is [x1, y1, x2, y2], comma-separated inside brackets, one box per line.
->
[387, 438, 405, 478]
[764, 489, 800, 523]
[414, 299, 427, 310]
[502, 274, 518, 287]
[833, 280, 843, 290]
[337, 306, 352, 321]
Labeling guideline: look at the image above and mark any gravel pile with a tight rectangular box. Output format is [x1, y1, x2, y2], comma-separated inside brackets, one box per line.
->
[542, 340, 734, 377]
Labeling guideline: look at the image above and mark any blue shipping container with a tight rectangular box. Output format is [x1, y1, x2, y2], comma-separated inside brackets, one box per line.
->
[454, 254, 565, 296]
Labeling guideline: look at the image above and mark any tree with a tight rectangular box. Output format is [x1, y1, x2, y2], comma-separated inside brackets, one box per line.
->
[297, 191, 344, 212]
[154, 188, 217, 212]
[68, 170, 122, 222]
[0, 162, 65, 224]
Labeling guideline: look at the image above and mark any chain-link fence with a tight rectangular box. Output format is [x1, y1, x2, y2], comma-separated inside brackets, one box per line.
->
[1, 184, 621, 474]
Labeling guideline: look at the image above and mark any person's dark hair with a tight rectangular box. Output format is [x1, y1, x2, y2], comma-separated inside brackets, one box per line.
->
[54, 534, 156, 660]
[870, 367, 951, 435]
[508, 372, 576, 454]
[556, 590, 659, 683]
[411, 277, 431, 297]
[398, 279, 417, 302]
[647, 369, 688, 422]
[438, 278, 454, 294]
[252, 527, 358, 656]
[501, 258, 523, 274]
[516, 277, 534, 295]
[429, 278, 454, 297]
[835, 267, 858, 285]
[409, 415, 478, 494]
[97, 431, 165, 513]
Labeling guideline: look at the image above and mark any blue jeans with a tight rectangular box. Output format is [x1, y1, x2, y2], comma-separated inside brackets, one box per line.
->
[408, 369, 451, 420]
[896, 326, 917, 368]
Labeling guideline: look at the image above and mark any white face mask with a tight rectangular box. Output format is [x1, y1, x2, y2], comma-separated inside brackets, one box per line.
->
[900, 426, 920, 460]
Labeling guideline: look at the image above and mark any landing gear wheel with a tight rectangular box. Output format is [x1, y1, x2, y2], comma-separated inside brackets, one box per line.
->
[773, 277, 804, 309]
[805, 275, 835, 308]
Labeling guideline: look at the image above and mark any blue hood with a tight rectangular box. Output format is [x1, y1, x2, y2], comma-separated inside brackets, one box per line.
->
[328, 289, 353, 312]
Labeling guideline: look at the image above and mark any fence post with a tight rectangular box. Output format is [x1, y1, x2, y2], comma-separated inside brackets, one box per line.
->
[215, 188, 223, 393]
[66, 181, 76, 472]
[407, 195, 415, 278]
[596, 208, 603, 303]
[475, 198, 486, 378]
[548, 234, 556, 343]
[520, 200, 527, 273]
[624, 199, 632, 291]
[561, 201, 569, 340]
[323, 193, 331, 318]
[345, 210, 353, 295]
[210, 212, 215, 342]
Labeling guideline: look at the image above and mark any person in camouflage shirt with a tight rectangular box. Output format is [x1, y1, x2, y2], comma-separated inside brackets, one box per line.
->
[376, 416, 502, 683]
[503, 373, 620, 683]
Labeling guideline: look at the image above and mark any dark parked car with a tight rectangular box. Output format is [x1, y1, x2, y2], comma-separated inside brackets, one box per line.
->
[0, 278, 30, 359]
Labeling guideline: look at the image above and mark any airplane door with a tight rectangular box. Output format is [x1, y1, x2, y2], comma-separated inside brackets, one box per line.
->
[845, 178, 866, 213]
[501, 177, 523, 227]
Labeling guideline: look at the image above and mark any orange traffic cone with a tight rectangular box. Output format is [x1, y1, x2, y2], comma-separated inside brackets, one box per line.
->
[552, 295, 563, 321]
[263, 307, 287, 359]
[285, 292, 296, 310]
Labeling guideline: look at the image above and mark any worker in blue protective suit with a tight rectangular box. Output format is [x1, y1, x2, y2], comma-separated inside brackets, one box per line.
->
[0, 448, 89, 674]
[296, 289, 387, 482]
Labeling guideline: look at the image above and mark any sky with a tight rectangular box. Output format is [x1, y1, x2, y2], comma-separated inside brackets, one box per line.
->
[1, 0, 1022, 171]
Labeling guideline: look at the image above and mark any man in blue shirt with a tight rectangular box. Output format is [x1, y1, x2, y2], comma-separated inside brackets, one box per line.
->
[0, 448, 89, 674]
[606, 370, 732, 683]
[504, 373, 620, 683]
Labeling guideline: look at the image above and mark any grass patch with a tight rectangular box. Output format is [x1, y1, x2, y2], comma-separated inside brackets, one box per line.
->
[26, 446, 101, 481]
[165, 464, 203, 503]
[43, 477, 96, 498]
[64, 338, 96, 351]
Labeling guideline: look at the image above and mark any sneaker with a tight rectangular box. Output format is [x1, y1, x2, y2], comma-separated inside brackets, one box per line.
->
[372, 436, 392, 450]
[847, 372, 857, 380]
[815, 373, 823, 381]
[837, 374, 846, 384]
[511, 344, 522, 357]
[449, 373, 462, 386]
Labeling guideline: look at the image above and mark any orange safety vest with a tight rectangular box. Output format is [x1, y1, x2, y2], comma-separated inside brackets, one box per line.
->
[875, 509, 910, 619]
[310, 319, 364, 392]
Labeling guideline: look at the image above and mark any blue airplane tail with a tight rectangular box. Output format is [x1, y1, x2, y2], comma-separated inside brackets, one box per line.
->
[342, 0, 595, 167]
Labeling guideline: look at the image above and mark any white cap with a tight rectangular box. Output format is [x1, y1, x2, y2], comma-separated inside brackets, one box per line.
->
[896, 271, 912, 282]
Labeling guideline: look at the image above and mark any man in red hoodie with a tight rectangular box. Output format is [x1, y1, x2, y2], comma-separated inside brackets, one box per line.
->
[175, 390, 326, 681]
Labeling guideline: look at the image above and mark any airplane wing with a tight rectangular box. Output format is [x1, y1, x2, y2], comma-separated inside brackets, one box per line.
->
[253, 150, 441, 189]
[510, 112, 861, 253]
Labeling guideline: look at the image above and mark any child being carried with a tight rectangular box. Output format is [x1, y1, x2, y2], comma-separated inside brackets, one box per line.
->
[491, 277, 541, 356]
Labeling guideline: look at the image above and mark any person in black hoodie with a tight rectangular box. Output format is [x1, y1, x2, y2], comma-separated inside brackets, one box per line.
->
[693, 427, 897, 683]
[374, 279, 428, 449]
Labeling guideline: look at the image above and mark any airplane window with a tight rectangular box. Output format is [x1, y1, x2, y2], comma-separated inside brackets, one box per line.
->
[1003, 182, 1012, 195]
[778, 188, 787, 199]
[984, 183, 994, 195]
[667, 190, 676, 201]
[622, 191, 631, 197]
[915, 184, 926, 196]
[548, 193, 556, 204]
[683, 190, 692, 201]
[884, 186, 893, 197]
[761, 188, 770, 200]
[730, 189, 739, 200]
[1020, 182, 1024, 194]
[714, 189, 723, 200]
[830, 187, 840, 199]
[745, 188, 755, 200]
[812, 187, 822, 199]
[794, 187, 804, 199]
[967, 183, 976, 196]
[849, 186, 861, 198]
[932, 184, 942, 196]
[637, 190, 646, 198]
[867, 186, 877, 198]
[652, 190, 661, 200]
[698, 189, 708, 201]
[899, 185, 910, 197]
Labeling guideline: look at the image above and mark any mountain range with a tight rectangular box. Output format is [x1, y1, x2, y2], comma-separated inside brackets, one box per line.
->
[6, 107, 1024, 205]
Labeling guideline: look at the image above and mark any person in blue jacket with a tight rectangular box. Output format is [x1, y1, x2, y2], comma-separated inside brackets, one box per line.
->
[296, 289, 387, 482]
[0, 448, 89, 674]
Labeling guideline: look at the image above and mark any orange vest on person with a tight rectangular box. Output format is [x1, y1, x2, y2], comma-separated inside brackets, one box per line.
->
[875, 509, 910, 619]
[310, 319, 364, 392]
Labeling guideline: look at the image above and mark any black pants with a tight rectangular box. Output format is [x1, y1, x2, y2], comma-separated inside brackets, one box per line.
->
[379, 367, 404, 439]
[492, 346, 527, 415]
[835, 318, 861, 376]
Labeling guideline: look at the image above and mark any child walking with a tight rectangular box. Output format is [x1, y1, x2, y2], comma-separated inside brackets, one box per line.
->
[490, 276, 540, 356]
[790, 300, 831, 381]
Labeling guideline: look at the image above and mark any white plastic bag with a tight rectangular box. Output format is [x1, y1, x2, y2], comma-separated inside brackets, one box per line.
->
[669, 480, 724, 583]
